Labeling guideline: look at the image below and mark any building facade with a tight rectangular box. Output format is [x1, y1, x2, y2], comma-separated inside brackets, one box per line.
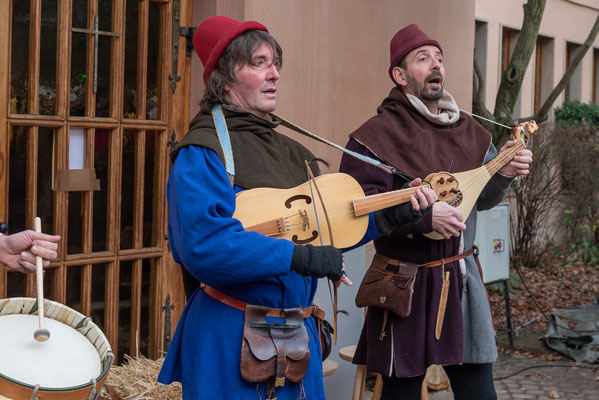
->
[475, 0, 599, 120]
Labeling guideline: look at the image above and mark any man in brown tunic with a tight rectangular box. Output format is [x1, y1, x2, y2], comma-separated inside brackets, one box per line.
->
[340, 24, 532, 399]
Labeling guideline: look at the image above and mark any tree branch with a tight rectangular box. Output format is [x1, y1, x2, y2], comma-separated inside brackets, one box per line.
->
[473, 57, 485, 107]
[493, 0, 546, 144]
[535, 13, 599, 122]
[472, 57, 494, 129]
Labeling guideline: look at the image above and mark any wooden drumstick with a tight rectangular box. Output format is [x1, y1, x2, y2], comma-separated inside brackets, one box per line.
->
[33, 217, 50, 342]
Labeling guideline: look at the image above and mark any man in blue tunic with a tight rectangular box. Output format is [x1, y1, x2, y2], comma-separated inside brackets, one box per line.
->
[158, 16, 435, 400]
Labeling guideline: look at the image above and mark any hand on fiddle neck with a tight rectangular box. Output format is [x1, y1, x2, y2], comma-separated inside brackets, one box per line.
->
[431, 202, 466, 240]
[498, 140, 533, 177]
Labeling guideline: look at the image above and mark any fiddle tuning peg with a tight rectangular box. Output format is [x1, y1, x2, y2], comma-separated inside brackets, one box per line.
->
[0, 222, 8, 234]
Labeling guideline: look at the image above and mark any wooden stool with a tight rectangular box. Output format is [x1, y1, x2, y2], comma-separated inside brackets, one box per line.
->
[322, 359, 339, 377]
[339, 345, 383, 400]
[372, 374, 383, 400]
[339, 345, 365, 400]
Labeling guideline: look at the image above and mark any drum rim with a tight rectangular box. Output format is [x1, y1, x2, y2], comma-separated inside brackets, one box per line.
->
[0, 297, 113, 392]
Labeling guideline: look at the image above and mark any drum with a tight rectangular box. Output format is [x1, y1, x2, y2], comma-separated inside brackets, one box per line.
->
[0, 297, 113, 400]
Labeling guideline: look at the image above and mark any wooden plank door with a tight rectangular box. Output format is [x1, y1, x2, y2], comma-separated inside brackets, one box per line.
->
[0, 0, 192, 363]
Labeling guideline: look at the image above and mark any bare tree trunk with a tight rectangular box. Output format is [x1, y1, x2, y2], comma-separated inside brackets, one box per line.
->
[492, 0, 546, 144]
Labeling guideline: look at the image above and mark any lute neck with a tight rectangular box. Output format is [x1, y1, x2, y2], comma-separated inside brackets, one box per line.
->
[485, 139, 525, 176]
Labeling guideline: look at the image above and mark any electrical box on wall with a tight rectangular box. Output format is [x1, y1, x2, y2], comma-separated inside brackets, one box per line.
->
[474, 203, 510, 284]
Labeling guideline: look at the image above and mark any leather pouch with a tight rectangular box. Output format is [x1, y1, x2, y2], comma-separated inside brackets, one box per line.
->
[355, 254, 418, 318]
[313, 315, 333, 361]
[240, 305, 310, 390]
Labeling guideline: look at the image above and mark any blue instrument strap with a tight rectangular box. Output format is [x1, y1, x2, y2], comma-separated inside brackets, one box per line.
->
[211, 104, 235, 187]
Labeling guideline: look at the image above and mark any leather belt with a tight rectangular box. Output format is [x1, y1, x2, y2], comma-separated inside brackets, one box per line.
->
[203, 285, 326, 320]
[385, 245, 490, 313]
[386, 245, 480, 269]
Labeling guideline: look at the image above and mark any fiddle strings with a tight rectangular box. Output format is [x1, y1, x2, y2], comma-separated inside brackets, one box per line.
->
[280, 196, 405, 230]
[274, 187, 427, 233]
[485, 140, 525, 175]
[238, 185, 426, 232]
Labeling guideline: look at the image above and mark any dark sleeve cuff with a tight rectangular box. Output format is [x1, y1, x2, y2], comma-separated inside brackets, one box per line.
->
[373, 210, 394, 236]
[392, 209, 434, 236]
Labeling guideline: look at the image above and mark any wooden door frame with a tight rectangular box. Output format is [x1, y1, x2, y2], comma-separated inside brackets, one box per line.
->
[160, 0, 192, 351]
[0, 0, 193, 361]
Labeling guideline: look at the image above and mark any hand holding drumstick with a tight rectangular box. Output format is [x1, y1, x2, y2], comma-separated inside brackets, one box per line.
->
[0, 223, 60, 273]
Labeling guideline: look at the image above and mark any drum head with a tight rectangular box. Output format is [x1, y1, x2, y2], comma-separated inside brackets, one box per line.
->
[0, 314, 101, 388]
[0, 297, 112, 398]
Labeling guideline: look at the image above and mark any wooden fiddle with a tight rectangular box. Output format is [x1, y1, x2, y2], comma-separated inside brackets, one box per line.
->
[233, 171, 459, 249]
[424, 120, 538, 240]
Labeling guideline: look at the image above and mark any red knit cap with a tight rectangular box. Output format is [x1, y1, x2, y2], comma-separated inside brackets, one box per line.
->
[388, 24, 442, 80]
[193, 16, 268, 84]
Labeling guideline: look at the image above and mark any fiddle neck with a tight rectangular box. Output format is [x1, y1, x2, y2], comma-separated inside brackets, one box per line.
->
[485, 139, 525, 176]
[352, 186, 425, 217]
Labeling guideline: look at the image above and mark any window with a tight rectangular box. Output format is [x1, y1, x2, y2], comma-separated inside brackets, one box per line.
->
[474, 20, 488, 101]
[502, 27, 522, 115]
[534, 36, 554, 114]
[566, 42, 582, 102]
[502, 27, 518, 72]
[593, 48, 599, 104]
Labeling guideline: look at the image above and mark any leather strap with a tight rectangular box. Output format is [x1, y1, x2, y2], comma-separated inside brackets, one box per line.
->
[211, 104, 235, 187]
[203, 285, 325, 320]
[471, 246, 492, 311]
[435, 269, 451, 340]
[274, 112, 398, 176]
[385, 245, 478, 269]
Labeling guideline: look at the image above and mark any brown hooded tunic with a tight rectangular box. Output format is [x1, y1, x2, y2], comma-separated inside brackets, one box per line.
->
[340, 88, 492, 377]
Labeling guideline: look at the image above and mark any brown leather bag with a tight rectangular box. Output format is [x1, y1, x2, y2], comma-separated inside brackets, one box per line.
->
[355, 254, 418, 318]
[240, 305, 310, 398]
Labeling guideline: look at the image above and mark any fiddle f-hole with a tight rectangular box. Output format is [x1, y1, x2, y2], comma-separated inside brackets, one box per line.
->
[292, 231, 319, 244]
[285, 195, 312, 209]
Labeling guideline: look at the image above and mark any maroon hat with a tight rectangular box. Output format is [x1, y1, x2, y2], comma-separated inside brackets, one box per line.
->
[193, 16, 268, 83]
[388, 24, 442, 80]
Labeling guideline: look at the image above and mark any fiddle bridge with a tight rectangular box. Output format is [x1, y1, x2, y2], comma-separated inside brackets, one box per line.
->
[245, 217, 287, 236]
[298, 209, 310, 231]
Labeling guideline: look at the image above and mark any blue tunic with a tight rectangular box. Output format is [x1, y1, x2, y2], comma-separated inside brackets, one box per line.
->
[158, 145, 325, 399]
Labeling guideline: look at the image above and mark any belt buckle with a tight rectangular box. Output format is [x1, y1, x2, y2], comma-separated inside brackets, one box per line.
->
[275, 377, 285, 387]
